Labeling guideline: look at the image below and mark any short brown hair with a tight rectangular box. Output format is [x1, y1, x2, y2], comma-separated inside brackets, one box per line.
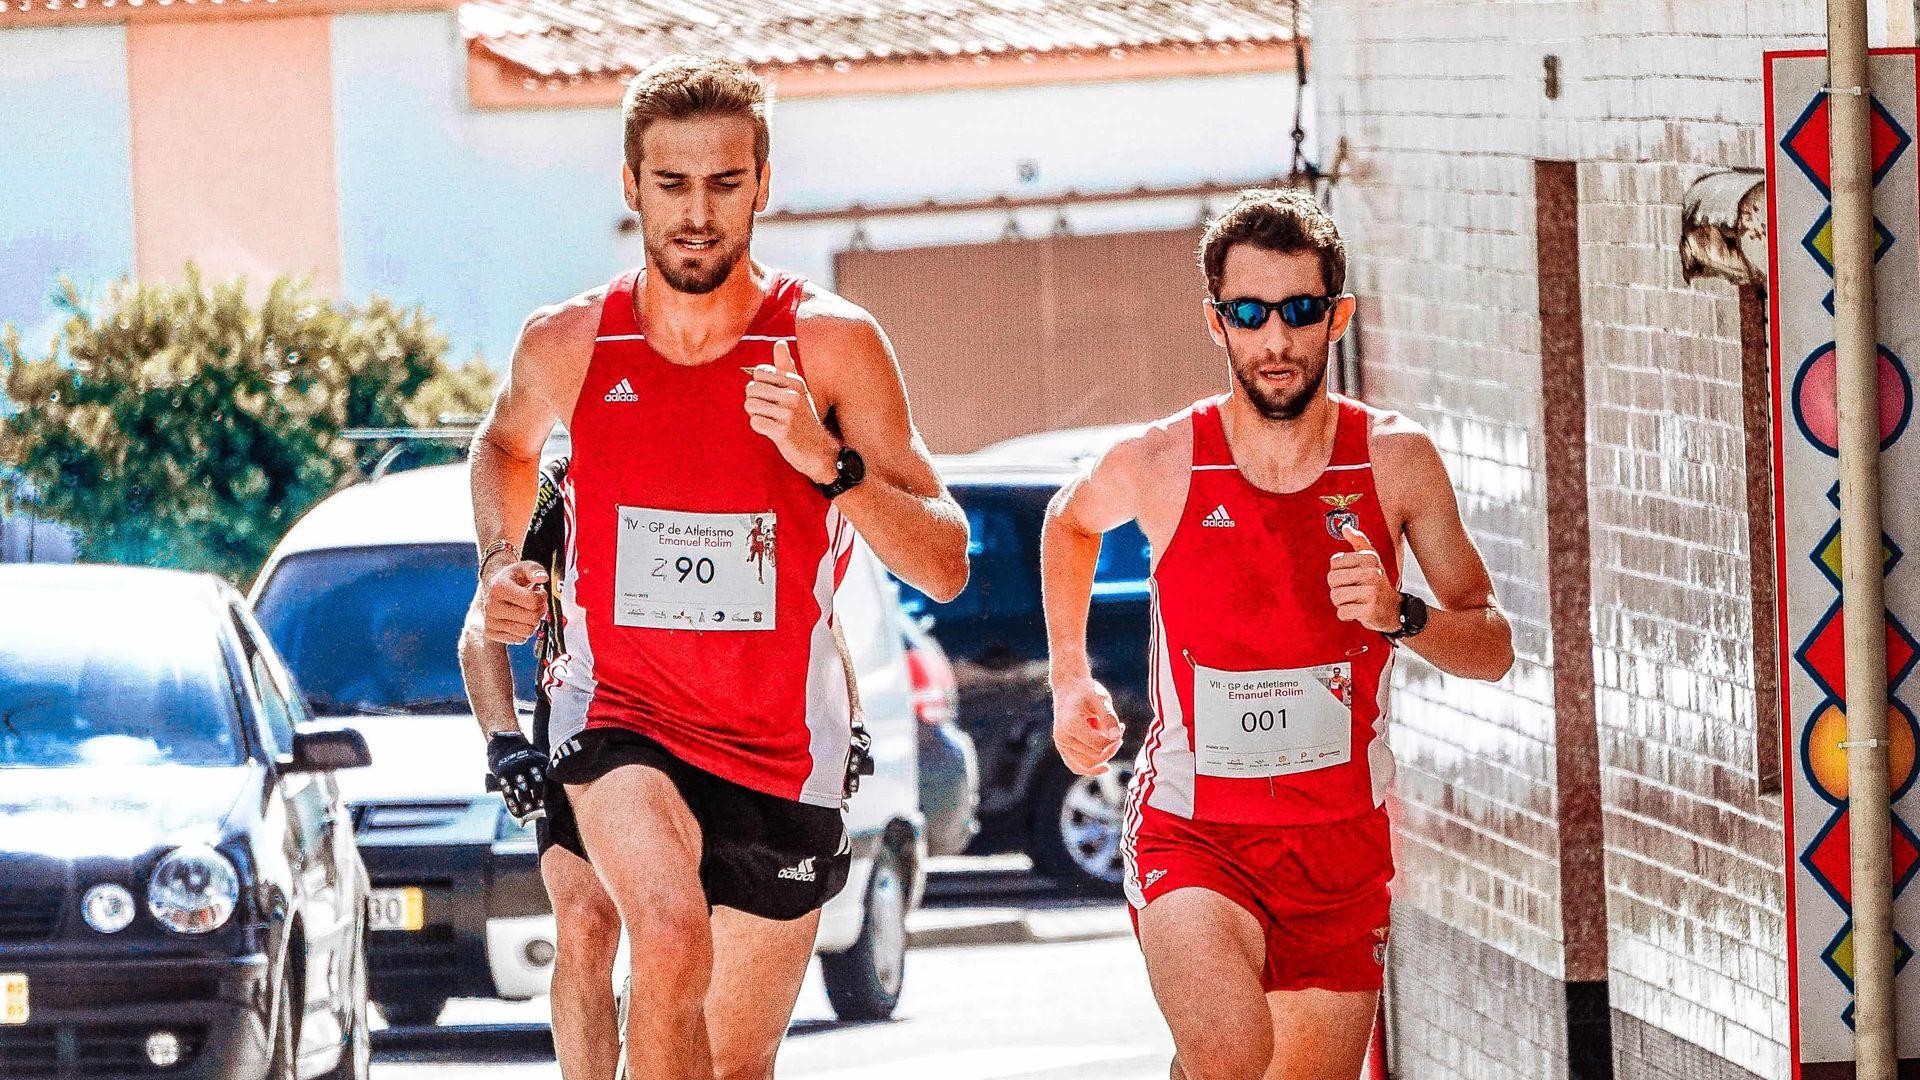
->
[1198, 188, 1347, 297]
[622, 56, 771, 171]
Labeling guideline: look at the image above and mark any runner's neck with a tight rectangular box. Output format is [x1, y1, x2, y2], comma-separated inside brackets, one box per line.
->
[1217, 387, 1341, 493]
[634, 258, 775, 366]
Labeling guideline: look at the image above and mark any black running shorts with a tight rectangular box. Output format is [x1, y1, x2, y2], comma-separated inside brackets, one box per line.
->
[545, 726, 851, 921]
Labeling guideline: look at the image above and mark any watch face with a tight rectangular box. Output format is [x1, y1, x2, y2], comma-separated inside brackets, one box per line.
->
[838, 448, 865, 484]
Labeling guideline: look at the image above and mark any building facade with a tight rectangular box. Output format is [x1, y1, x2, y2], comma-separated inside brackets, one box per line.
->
[1314, 2, 1920, 1078]
[1, 0, 1310, 451]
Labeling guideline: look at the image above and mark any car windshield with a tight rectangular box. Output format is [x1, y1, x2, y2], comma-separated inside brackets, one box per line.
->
[0, 581, 244, 768]
[897, 497, 1150, 617]
[253, 544, 535, 716]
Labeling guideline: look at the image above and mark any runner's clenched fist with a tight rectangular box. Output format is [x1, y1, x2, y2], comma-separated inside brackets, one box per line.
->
[744, 339, 840, 484]
[1327, 523, 1399, 633]
[482, 559, 548, 644]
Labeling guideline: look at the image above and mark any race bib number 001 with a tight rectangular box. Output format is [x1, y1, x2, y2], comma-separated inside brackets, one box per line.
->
[614, 507, 777, 631]
[1191, 660, 1352, 778]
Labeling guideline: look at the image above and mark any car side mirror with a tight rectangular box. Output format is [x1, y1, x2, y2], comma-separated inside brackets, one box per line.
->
[287, 725, 373, 773]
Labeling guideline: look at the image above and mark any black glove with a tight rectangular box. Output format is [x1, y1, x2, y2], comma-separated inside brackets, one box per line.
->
[843, 721, 875, 798]
[486, 732, 547, 824]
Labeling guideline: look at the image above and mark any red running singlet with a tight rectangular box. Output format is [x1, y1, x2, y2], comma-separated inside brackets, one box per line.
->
[1124, 394, 1399, 834]
[548, 269, 857, 808]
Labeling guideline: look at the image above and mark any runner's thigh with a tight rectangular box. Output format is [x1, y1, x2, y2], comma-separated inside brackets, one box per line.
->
[1262, 987, 1377, 1080]
[565, 765, 704, 913]
[1137, 887, 1273, 1079]
[705, 905, 822, 1079]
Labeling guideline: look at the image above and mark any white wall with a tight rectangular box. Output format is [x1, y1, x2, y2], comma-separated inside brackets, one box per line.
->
[331, 10, 1308, 364]
[0, 25, 136, 352]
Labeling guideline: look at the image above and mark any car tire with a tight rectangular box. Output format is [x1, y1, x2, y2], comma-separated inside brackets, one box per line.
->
[267, 968, 298, 1080]
[378, 996, 447, 1028]
[320, 928, 371, 1080]
[820, 842, 909, 1022]
[1028, 758, 1131, 892]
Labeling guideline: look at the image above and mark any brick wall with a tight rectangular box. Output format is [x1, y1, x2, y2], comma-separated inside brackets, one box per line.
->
[1313, 3, 1824, 1077]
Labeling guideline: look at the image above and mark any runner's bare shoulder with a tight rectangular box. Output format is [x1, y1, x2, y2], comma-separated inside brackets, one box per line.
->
[1073, 409, 1193, 542]
[510, 286, 607, 419]
[1359, 402, 1441, 472]
[790, 280, 888, 367]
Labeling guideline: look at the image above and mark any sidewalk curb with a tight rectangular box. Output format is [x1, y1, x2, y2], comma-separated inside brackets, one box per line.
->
[906, 908, 1132, 949]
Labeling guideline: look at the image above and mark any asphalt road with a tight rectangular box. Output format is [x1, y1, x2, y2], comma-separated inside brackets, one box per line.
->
[369, 859, 1175, 1080]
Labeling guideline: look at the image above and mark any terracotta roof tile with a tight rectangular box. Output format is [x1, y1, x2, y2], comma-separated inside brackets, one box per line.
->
[461, 0, 1302, 82]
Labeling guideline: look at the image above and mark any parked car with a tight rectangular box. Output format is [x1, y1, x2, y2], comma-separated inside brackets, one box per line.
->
[904, 612, 979, 857]
[250, 461, 928, 1024]
[0, 564, 373, 1079]
[899, 431, 1152, 890]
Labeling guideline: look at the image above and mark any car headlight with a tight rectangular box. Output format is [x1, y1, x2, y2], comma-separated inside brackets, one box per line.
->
[147, 845, 239, 934]
[82, 884, 137, 934]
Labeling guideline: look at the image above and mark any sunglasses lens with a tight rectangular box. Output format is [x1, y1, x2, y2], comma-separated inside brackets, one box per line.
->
[1279, 296, 1328, 328]
[1223, 300, 1268, 330]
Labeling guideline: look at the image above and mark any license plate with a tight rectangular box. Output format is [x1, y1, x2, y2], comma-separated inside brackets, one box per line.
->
[367, 887, 424, 932]
[1, 973, 25, 1025]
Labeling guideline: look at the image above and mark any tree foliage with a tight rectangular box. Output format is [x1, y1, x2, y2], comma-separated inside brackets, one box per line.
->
[1, 269, 495, 584]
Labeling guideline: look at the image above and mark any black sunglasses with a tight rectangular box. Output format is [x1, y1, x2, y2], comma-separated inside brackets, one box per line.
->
[1210, 294, 1347, 331]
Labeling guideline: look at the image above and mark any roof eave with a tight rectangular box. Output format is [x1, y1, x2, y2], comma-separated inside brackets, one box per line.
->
[465, 36, 1304, 111]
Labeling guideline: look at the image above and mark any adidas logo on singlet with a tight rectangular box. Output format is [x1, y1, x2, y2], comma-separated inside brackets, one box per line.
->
[1201, 504, 1236, 528]
[778, 857, 818, 883]
[603, 378, 637, 403]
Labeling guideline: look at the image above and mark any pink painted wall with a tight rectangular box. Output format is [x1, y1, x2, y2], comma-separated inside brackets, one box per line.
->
[127, 16, 341, 294]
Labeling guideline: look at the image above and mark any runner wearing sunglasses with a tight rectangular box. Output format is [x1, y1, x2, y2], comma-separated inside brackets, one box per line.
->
[468, 56, 969, 1080]
[1042, 188, 1514, 1078]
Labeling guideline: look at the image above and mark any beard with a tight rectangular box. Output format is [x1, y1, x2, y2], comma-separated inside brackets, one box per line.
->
[1230, 343, 1328, 421]
[643, 224, 753, 295]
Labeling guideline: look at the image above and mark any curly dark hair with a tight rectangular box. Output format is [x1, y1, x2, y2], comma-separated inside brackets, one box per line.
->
[1198, 188, 1347, 297]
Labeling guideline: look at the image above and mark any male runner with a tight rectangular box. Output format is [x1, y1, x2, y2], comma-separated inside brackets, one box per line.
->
[1043, 188, 1515, 1079]
[470, 55, 968, 1080]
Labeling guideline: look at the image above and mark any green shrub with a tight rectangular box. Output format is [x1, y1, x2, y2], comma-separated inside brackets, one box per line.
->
[1, 269, 495, 584]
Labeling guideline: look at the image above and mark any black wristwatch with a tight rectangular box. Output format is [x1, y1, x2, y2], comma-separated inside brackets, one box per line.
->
[814, 446, 866, 499]
[1384, 592, 1429, 642]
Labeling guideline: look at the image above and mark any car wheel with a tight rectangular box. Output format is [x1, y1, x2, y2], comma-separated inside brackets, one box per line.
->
[267, 968, 298, 1080]
[378, 996, 447, 1028]
[1028, 759, 1131, 891]
[320, 930, 370, 1080]
[820, 842, 909, 1022]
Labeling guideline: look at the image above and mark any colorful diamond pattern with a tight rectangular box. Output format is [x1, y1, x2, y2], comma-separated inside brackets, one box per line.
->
[1802, 208, 1896, 277]
[1812, 521, 1903, 590]
[1782, 80, 1917, 1031]
[1794, 602, 1920, 701]
[1822, 922, 1914, 994]
[1781, 91, 1913, 197]
[1801, 806, 1920, 909]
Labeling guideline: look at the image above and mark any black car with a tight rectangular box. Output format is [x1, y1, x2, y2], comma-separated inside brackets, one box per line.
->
[901, 441, 1152, 890]
[0, 565, 374, 1079]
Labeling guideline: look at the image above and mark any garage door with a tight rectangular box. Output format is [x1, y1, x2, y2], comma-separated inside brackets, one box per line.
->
[834, 228, 1225, 454]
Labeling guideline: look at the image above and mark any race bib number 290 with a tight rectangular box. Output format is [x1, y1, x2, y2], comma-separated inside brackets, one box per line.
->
[613, 507, 777, 631]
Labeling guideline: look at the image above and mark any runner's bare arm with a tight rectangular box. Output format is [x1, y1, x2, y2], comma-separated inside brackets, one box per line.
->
[458, 594, 523, 740]
[1041, 431, 1175, 774]
[1373, 419, 1515, 681]
[471, 297, 596, 643]
[772, 301, 969, 601]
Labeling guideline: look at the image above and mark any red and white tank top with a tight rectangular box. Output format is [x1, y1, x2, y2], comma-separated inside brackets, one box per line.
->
[547, 269, 856, 808]
[1127, 394, 1398, 828]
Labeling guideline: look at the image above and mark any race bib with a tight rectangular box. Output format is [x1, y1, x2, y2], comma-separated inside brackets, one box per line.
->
[1190, 659, 1352, 778]
[613, 507, 776, 631]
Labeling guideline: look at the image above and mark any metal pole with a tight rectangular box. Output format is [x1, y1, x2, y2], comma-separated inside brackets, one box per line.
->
[1828, 3, 1899, 1076]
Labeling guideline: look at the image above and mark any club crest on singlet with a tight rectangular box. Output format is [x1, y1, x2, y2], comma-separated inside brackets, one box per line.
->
[1321, 493, 1363, 538]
